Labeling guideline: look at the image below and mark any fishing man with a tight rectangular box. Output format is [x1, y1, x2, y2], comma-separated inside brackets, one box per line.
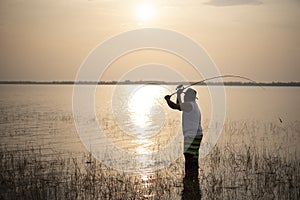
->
[164, 87, 203, 179]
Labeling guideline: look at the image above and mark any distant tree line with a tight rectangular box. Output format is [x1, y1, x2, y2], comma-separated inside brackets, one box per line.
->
[0, 80, 300, 87]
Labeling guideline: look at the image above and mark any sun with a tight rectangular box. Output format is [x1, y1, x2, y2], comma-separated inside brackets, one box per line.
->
[136, 3, 156, 21]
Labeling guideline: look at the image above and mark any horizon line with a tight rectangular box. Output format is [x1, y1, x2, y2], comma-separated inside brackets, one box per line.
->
[0, 80, 300, 87]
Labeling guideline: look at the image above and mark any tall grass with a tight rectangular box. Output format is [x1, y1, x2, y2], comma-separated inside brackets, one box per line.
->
[200, 145, 299, 199]
[1, 121, 299, 199]
[0, 147, 183, 199]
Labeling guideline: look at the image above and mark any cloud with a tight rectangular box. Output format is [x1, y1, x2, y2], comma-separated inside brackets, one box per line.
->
[205, 0, 262, 7]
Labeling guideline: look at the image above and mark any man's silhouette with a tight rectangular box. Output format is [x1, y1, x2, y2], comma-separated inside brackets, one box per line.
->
[165, 87, 202, 199]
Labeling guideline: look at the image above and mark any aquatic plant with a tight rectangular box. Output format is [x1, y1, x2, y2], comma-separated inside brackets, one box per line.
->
[0, 121, 299, 199]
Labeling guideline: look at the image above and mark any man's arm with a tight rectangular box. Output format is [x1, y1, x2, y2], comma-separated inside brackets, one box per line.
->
[164, 90, 192, 112]
[164, 95, 181, 111]
[176, 89, 192, 112]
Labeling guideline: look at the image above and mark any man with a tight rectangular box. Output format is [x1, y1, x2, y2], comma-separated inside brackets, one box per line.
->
[164, 88, 203, 179]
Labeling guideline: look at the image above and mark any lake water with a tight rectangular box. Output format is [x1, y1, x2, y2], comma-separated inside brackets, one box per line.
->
[0, 84, 299, 165]
[1, 84, 299, 199]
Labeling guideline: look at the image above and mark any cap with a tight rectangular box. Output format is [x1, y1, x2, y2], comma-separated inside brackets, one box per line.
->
[184, 88, 197, 100]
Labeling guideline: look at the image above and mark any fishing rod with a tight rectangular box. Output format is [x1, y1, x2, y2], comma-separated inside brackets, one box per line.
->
[169, 74, 264, 97]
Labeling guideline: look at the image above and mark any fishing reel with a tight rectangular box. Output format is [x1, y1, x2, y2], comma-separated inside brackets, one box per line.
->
[175, 84, 185, 95]
[176, 84, 184, 90]
[168, 84, 185, 97]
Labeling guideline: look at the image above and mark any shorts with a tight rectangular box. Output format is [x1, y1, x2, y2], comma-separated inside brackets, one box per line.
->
[184, 135, 203, 160]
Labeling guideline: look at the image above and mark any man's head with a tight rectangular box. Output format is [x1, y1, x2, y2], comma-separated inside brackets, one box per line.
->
[184, 88, 197, 102]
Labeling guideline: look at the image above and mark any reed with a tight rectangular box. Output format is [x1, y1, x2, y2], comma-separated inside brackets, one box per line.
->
[1, 121, 299, 199]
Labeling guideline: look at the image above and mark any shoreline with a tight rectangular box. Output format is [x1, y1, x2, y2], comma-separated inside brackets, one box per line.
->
[1, 81, 300, 87]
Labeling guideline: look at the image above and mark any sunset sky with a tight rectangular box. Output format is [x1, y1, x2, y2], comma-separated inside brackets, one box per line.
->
[0, 0, 299, 82]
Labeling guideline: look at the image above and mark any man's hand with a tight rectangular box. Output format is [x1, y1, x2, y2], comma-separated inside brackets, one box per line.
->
[164, 95, 171, 101]
[176, 88, 184, 95]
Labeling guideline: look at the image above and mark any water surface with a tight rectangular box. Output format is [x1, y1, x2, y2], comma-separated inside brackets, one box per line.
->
[0, 84, 299, 162]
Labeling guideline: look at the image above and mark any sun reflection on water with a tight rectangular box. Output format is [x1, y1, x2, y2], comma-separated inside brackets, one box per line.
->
[110, 84, 178, 169]
[127, 85, 167, 137]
